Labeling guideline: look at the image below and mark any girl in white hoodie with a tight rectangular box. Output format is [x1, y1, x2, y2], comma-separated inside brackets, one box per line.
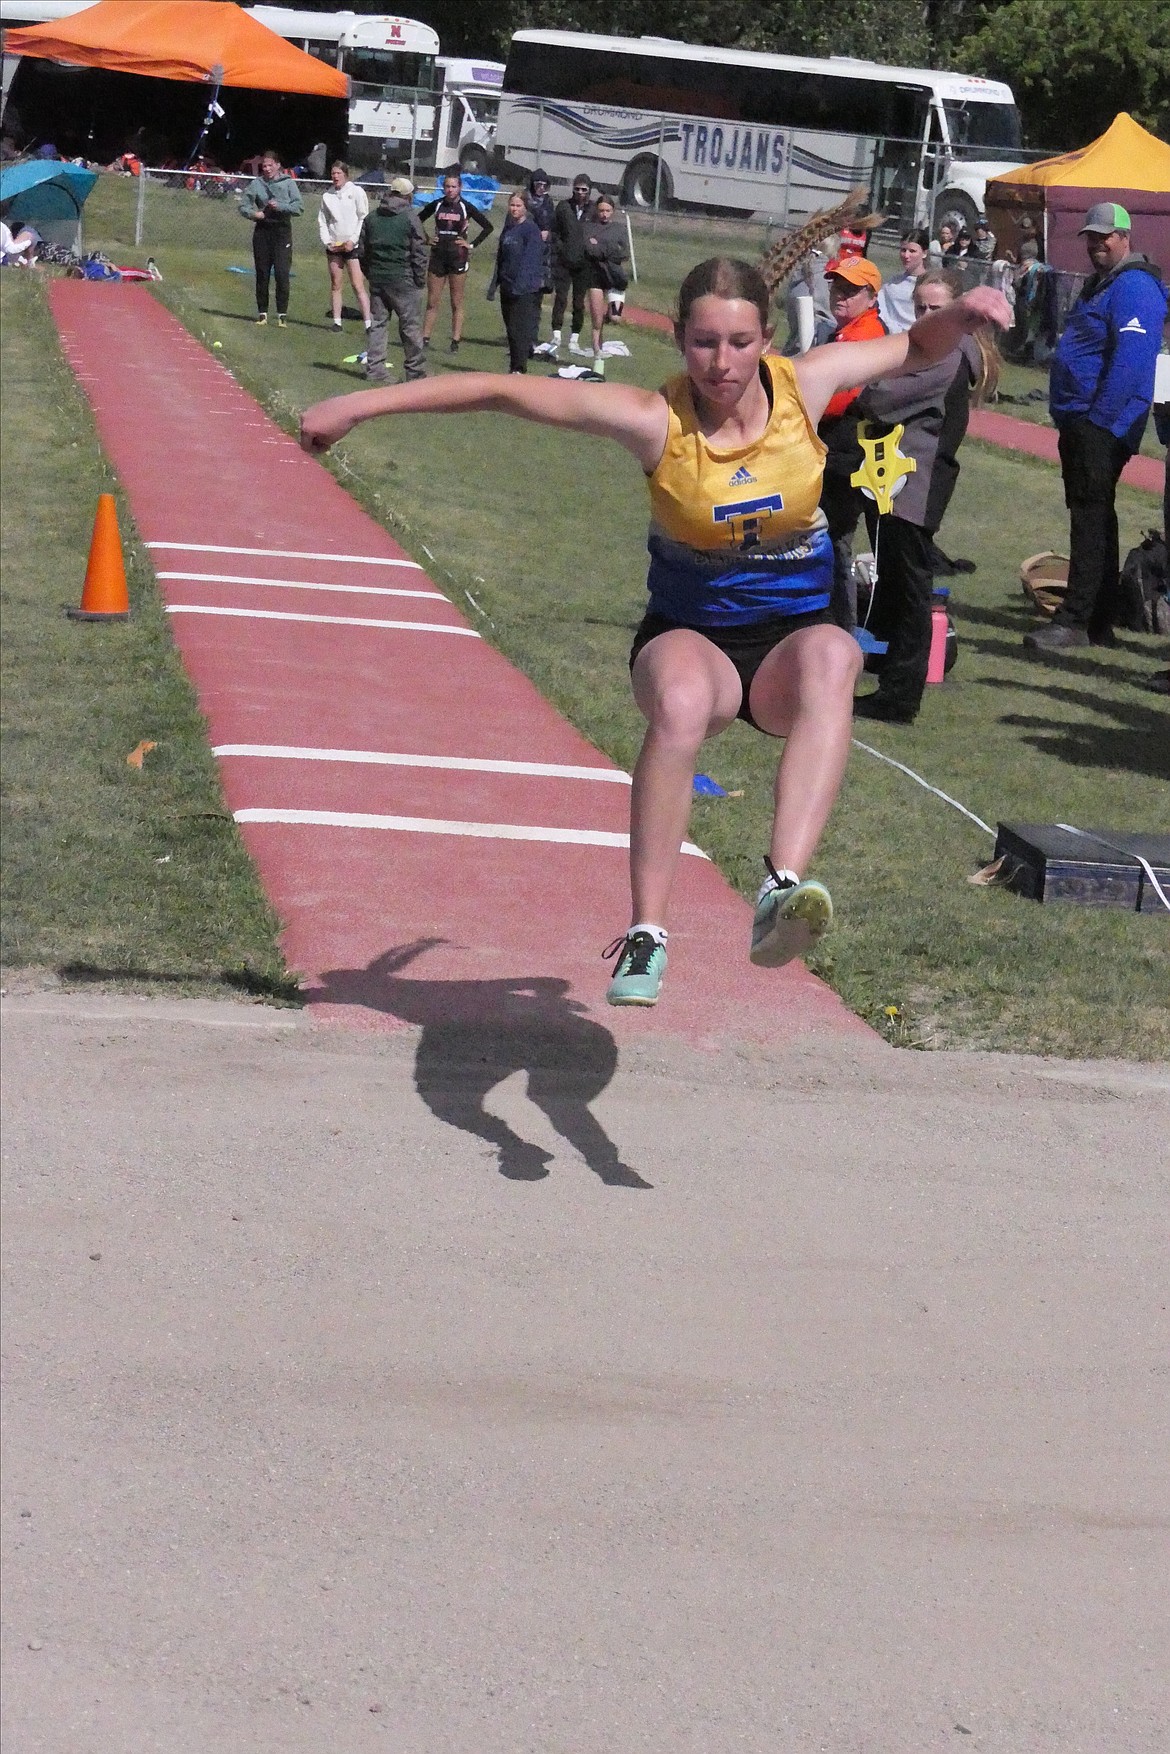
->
[317, 161, 372, 332]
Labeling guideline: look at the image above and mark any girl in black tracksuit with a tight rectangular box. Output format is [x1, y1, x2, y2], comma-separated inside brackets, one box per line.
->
[418, 170, 494, 352]
[852, 272, 994, 722]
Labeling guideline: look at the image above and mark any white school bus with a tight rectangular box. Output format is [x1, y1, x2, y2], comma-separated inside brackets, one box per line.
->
[496, 30, 1025, 231]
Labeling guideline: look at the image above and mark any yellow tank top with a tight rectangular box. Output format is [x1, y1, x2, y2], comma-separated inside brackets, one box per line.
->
[648, 353, 827, 554]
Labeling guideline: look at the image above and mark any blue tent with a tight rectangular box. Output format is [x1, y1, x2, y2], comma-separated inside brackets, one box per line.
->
[0, 159, 98, 247]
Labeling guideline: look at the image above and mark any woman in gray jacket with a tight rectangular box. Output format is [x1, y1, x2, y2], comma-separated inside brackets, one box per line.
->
[581, 195, 628, 376]
[238, 148, 304, 327]
[852, 270, 997, 722]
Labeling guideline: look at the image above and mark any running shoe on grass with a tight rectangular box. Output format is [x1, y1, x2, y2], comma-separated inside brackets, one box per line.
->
[750, 875, 832, 968]
[604, 931, 666, 1006]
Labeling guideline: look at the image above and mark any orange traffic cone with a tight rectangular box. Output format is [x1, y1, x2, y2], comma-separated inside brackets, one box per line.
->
[67, 494, 130, 621]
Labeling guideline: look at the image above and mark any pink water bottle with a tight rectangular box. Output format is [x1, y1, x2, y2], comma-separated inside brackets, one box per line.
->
[926, 587, 950, 685]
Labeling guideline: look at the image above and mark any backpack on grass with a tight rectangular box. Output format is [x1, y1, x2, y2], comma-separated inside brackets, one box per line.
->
[1119, 530, 1170, 635]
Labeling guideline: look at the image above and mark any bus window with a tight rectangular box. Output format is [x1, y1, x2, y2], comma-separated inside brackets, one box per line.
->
[504, 40, 929, 139]
[344, 49, 436, 91]
[943, 101, 1022, 154]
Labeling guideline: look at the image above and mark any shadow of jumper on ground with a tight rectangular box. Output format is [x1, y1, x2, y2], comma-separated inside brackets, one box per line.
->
[312, 941, 651, 1189]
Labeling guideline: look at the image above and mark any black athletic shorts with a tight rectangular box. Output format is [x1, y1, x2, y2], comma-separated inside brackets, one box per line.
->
[429, 238, 469, 277]
[325, 244, 359, 262]
[629, 607, 833, 732]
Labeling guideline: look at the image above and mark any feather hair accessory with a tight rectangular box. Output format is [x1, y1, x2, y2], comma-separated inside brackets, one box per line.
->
[758, 186, 884, 296]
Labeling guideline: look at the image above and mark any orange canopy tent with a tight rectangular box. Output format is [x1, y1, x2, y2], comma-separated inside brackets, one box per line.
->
[4, 0, 349, 99]
[986, 114, 1170, 272]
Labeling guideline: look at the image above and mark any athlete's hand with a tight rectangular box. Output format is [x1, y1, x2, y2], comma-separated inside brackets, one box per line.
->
[300, 396, 360, 454]
[956, 286, 1013, 331]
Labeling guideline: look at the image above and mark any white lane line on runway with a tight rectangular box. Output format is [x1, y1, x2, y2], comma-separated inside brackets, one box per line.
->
[167, 606, 478, 636]
[213, 744, 632, 784]
[234, 806, 708, 857]
[158, 571, 445, 601]
[147, 541, 423, 570]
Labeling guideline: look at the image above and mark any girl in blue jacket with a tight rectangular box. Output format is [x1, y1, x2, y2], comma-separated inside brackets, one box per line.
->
[495, 190, 546, 374]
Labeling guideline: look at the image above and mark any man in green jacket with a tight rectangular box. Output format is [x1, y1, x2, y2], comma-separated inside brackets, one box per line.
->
[359, 176, 429, 383]
[238, 148, 304, 327]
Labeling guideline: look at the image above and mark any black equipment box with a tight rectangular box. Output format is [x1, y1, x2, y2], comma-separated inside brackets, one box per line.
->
[993, 823, 1170, 913]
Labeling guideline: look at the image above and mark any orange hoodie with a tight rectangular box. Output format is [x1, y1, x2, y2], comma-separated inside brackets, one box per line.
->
[822, 305, 887, 421]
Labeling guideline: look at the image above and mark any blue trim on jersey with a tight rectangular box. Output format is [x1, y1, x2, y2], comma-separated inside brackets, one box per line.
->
[646, 527, 833, 626]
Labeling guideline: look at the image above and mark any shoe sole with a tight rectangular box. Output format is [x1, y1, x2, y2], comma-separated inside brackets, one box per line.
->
[750, 886, 832, 968]
[606, 988, 660, 1007]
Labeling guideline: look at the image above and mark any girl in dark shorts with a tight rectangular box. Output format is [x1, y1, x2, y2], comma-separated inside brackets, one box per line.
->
[300, 259, 1010, 1007]
[418, 170, 494, 353]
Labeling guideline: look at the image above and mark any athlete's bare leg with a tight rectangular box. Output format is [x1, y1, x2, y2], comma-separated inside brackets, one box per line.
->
[327, 253, 344, 322]
[449, 272, 467, 342]
[345, 254, 372, 326]
[746, 624, 861, 875]
[587, 286, 606, 358]
[628, 631, 741, 926]
[422, 271, 445, 342]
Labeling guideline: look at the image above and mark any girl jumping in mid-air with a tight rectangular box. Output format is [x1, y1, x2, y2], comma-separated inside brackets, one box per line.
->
[300, 257, 1010, 1007]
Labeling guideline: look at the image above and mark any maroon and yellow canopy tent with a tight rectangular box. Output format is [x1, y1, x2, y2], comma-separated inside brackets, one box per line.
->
[986, 114, 1170, 270]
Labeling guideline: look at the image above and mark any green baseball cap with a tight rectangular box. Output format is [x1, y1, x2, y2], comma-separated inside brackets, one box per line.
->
[1079, 201, 1131, 235]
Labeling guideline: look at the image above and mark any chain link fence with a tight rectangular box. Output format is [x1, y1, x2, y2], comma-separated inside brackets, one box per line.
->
[76, 166, 1084, 365]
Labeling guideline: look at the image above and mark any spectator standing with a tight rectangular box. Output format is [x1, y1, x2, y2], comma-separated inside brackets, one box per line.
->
[494, 189, 545, 373]
[551, 173, 595, 357]
[524, 167, 556, 342]
[582, 194, 628, 376]
[418, 170, 494, 353]
[853, 271, 997, 721]
[878, 228, 930, 333]
[238, 147, 303, 327]
[1025, 202, 1168, 651]
[970, 217, 996, 263]
[929, 220, 957, 263]
[817, 255, 887, 627]
[318, 160, 371, 332]
[359, 175, 428, 386]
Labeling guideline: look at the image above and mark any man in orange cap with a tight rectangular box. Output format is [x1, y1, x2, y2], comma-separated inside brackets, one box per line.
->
[817, 256, 887, 627]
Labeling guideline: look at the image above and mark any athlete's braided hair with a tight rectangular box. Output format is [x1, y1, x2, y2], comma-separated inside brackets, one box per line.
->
[757, 186, 884, 300]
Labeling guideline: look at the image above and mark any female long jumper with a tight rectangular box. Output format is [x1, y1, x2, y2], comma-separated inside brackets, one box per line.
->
[301, 258, 1010, 1007]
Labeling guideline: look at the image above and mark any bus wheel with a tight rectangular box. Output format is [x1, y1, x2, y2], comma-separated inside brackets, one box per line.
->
[933, 191, 979, 237]
[460, 145, 489, 175]
[621, 156, 672, 210]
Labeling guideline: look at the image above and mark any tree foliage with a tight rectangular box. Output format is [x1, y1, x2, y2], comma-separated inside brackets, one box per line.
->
[958, 0, 1170, 147]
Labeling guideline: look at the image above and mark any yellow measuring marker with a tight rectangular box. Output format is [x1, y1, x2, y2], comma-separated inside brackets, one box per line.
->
[851, 422, 916, 517]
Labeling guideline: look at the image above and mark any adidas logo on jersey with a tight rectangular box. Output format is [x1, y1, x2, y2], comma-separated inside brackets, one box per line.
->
[1118, 317, 1147, 335]
[728, 465, 757, 486]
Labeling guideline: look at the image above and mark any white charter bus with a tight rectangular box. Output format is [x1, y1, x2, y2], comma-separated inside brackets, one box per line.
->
[250, 15, 501, 171]
[433, 56, 504, 174]
[496, 31, 1025, 232]
[248, 8, 439, 168]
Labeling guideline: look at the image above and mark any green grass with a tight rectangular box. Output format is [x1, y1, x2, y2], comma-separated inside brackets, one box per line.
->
[0, 273, 295, 999]
[18, 183, 1170, 1054]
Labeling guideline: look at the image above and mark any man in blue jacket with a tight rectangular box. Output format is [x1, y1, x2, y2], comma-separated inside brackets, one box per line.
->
[1025, 202, 1168, 651]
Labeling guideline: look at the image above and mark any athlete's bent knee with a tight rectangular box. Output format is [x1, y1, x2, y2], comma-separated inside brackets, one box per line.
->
[644, 676, 722, 743]
[802, 626, 863, 691]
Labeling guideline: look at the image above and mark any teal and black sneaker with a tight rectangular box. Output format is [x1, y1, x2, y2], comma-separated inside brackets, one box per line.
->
[604, 930, 667, 1007]
[749, 870, 833, 968]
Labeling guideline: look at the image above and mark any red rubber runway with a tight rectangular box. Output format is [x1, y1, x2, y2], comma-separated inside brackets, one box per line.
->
[623, 304, 1165, 494]
[49, 281, 867, 1046]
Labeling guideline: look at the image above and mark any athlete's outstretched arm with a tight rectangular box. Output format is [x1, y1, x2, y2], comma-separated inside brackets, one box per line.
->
[300, 373, 669, 471]
[792, 285, 1012, 426]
